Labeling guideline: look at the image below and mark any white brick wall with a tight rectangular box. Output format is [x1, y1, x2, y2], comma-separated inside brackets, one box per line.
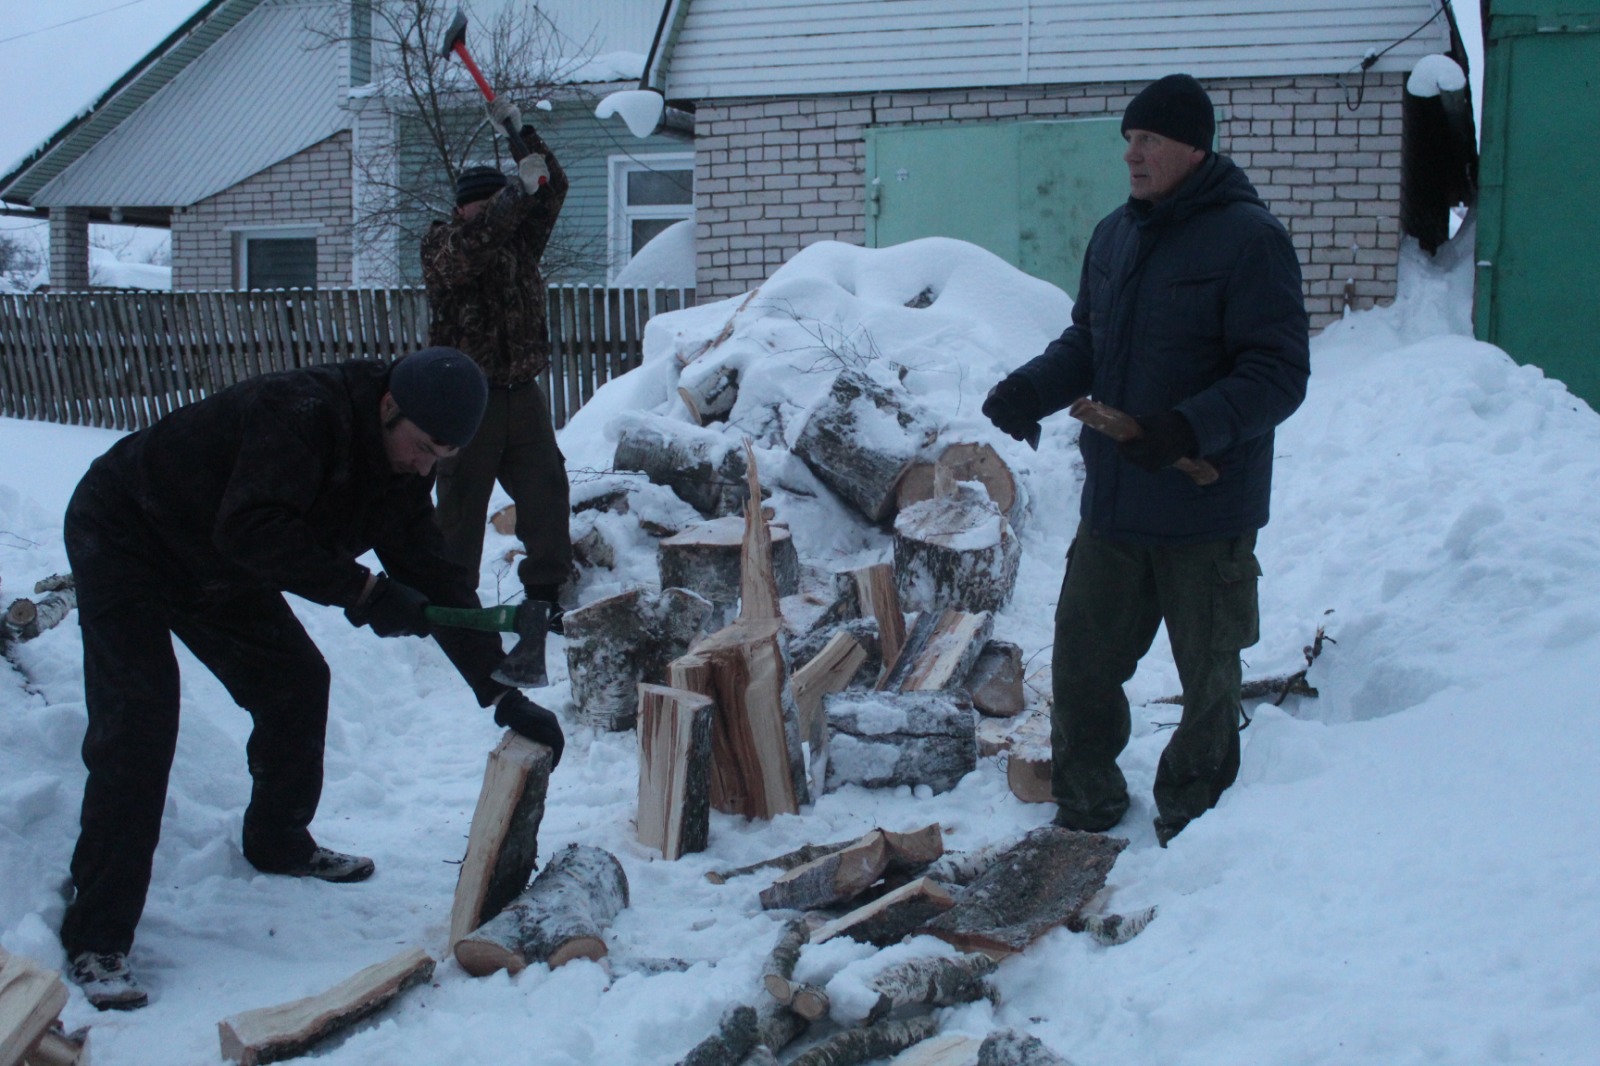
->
[693, 73, 1406, 331]
[171, 132, 354, 290]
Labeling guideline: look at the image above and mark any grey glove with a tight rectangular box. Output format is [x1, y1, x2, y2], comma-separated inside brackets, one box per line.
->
[517, 153, 549, 191]
[487, 95, 521, 134]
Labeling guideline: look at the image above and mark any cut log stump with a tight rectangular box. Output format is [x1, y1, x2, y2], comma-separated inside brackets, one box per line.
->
[217, 948, 434, 1066]
[825, 692, 977, 795]
[614, 414, 750, 517]
[564, 586, 715, 731]
[793, 368, 939, 524]
[659, 517, 799, 627]
[893, 484, 1020, 615]
[455, 845, 629, 977]
[637, 684, 716, 860]
[448, 731, 553, 949]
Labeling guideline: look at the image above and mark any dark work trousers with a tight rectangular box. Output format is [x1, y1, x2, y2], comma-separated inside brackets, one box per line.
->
[434, 381, 571, 593]
[59, 500, 331, 957]
[1051, 524, 1261, 831]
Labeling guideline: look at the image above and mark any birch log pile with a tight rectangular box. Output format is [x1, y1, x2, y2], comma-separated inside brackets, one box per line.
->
[614, 414, 750, 517]
[564, 586, 714, 731]
[454, 845, 629, 977]
[792, 369, 939, 524]
[658, 518, 799, 627]
[448, 731, 552, 949]
[217, 948, 434, 1066]
[3, 588, 76, 644]
[636, 683, 715, 860]
[825, 692, 977, 795]
[893, 484, 1020, 614]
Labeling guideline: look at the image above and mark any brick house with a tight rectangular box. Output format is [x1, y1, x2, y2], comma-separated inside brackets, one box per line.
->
[643, 0, 1475, 328]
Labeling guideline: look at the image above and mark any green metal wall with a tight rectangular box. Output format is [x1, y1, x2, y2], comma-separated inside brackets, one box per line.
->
[865, 118, 1128, 298]
[1475, 4, 1600, 407]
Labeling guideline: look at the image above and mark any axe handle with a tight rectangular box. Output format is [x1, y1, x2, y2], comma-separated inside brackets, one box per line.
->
[425, 603, 519, 633]
[1068, 398, 1221, 486]
[450, 43, 532, 161]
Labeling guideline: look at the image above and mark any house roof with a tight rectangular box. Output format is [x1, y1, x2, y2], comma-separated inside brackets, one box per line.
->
[0, 0, 349, 222]
[647, 0, 1457, 99]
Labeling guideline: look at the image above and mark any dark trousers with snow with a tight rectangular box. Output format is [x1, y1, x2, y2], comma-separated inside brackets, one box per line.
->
[1050, 525, 1261, 832]
[59, 491, 330, 957]
[434, 381, 571, 593]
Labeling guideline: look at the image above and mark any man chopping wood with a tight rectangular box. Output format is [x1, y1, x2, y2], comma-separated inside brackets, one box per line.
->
[422, 94, 573, 632]
[982, 74, 1310, 846]
[58, 348, 564, 1011]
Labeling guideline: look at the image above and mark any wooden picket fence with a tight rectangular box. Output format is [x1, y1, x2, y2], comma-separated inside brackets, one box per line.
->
[0, 284, 695, 432]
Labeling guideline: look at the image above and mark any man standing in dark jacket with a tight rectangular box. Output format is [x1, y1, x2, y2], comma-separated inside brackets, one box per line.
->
[983, 74, 1310, 847]
[58, 348, 564, 1010]
[423, 96, 572, 628]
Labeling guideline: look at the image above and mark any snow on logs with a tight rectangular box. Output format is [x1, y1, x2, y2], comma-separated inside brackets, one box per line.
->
[563, 586, 714, 731]
[454, 844, 629, 977]
[824, 691, 977, 795]
[658, 515, 799, 628]
[793, 368, 939, 524]
[613, 414, 750, 517]
[893, 482, 1020, 615]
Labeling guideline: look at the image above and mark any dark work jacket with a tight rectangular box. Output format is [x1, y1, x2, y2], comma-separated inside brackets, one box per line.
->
[67, 361, 508, 706]
[1014, 153, 1310, 543]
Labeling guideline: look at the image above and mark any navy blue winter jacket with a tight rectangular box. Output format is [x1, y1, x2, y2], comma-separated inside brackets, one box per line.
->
[1014, 153, 1310, 543]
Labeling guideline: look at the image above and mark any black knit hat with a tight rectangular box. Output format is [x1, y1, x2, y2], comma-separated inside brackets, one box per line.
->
[455, 165, 508, 207]
[1122, 74, 1215, 151]
[388, 347, 488, 447]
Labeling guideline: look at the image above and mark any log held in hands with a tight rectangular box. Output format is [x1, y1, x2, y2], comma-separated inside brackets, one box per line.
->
[1068, 398, 1220, 486]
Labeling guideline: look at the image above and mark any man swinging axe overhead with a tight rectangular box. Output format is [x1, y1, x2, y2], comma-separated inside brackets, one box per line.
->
[58, 347, 565, 1011]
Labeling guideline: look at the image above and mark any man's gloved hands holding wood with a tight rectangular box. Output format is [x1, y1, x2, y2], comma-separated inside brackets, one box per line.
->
[494, 690, 565, 766]
[345, 573, 430, 637]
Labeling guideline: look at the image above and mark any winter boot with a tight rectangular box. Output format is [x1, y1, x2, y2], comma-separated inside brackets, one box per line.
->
[257, 846, 375, 883]
[69, 951, 149, 1011]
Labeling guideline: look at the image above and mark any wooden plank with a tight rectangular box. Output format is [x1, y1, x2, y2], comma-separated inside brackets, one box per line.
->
[217, 948, 434, 1066]
[143, 293, 179, 419]
[79, 293, 116, 428]
[790, 629, 867, 757]
[169, 291, 199, 407]
[0, 946, 70, 1066]
[35, 298, 68, 426]
[574, 286, 594, 416]
[51, 294, 88, 427]
[448, 731, 553, 949]
[623, 288, 644, 373]
[214, 293, 245, 389]
[0, 295, 21, 418]
[605, 287, 624, 384]
[636, 683, 715, 860]
[15, 295, 49, 420]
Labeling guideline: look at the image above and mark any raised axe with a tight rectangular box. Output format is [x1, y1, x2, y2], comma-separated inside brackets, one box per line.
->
[439, 7, 531, 162]
[1068, 398, 1220, 486]
[424, 600, 553, 688]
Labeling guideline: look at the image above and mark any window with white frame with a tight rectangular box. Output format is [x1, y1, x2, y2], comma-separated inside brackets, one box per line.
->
[608, 153, 694, 280]
[233, 226, 318, 290]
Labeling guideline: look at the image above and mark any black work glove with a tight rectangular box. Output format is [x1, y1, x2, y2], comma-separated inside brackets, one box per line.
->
[494, 691, 566, 767]
[981, 374, 1043, 443]
[1118, 411, 1200, 472]
[345, 574, 430, 637]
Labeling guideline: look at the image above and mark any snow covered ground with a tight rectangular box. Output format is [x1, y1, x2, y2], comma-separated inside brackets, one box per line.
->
[2, 229, 1597, 1066]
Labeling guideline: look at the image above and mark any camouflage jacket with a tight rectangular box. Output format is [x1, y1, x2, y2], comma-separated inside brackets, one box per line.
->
[421, 127, 568, 388]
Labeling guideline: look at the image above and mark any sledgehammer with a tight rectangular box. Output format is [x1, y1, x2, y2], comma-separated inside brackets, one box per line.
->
[424, 600, 552, 688]
[439, 7, 531, 161]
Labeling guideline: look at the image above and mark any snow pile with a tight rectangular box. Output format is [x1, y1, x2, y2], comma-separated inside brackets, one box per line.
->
[613, 218, 695, 287]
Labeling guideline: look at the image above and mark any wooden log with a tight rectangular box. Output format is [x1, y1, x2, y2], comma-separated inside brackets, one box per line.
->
[23, 1025, 88, 1066]
[564, 586, 715, 731]
[448, 732, 553, 949]
[790, 630, 867, 759]
[614, 415, 749, 517]
[792, 368, 939, 524]
[679, 361, 740, 425]
[786, 1014, 941, 1066]
[738, 444, 781, 623]
[924, 828, 1127, 957]
[922, 835, 1025, 889]
[863, 953, 998, 1026]
[3, 589, 76, 643]
[825, 692, 977, 795]
[845, 563, 906, 675]
[1006, 751, 1053, 805]
[676, 616, 807, 819]
[893, 483, 1021, 615]
[707, 839, 857, 885]
[881, 823, 946, 873]
[809, 877, 957, 947]
[760, 829, 889, 911]
[895, 442, 1018, 522]
[454, 845, 629, 977]
[0, 948, 68, 1066]
[788, 983, 830, 1022]
[760, 917, 811, 1004]
[677, 1004, 758, 1066]
[751, 997, 809, 1058]
[637, 684, 716, 860]
[977, 708, 1050, 759]
[659, 517, 799, 628]
[217, 948, 434, 1066]
[490, 503, 517, 536]
[976, 1029, 1073, 1066]
[966, 641, 1025, 718]
[1069, 906, 1158, 947]
[887, 1034, 981, 1066]
[879, 610, 993, 695]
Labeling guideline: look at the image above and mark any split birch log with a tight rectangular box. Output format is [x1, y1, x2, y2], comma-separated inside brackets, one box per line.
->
[863, 953, 998, 1025]
[0, 947, 67, 1066]
[977, 708, 1050, 759]
[679, 361, 740, 425]
[879, 610, 993, 695]
[760, 917, 811, 1003]
[678, 1004, 759, 1066]
[637, 684, 716, 860]
[217, 948, 434, 1066]
[454, 844, 629, 977]
[841, 563, 907, 675]
[448, 732, 553, 949]
[809, 877, 957, 947]
[1006, 750, 1053, 805]
[760, 830, 889, 911]
[674, 617, 807, 819]
[564, 586, 714, 731]
[976, 1029, 1074, 1066]
[3, 589, 77, 644]
[707, 839, 857, 885]
[887, 1034, 981, 1066]
[659, 517, 799, 628]
[787, 1014, 941, 1066]
[789, 630, 867, 759]
[792, 369, 939, 524]
[965, 641, 1025, 718]
[737, 444, 781, 623]
[895, 442, 1020, 527]
[825, 692, 977, 795]
[23, 1025, 88, 1066]
[924, 828, 1126, 957]
[894, 483, 1021, 615]
[614, 414, 750, 517]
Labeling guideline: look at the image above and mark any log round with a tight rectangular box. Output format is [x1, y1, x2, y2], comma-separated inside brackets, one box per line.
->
[893, 484, 1020, 614]
[792, 368, 939, 524]
[824, 692, 977, 795]
[658, 516, 799, 623]
[564, 587, 715, 731]
[614, 414, 750, 517]
[454, 844, 629, 977]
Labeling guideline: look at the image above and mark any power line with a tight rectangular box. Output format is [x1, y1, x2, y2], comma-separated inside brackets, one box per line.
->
[0, 0, 161, 48]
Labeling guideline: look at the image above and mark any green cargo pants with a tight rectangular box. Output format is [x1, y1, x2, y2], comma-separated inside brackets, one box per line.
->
[1051, 524, 1261, 832]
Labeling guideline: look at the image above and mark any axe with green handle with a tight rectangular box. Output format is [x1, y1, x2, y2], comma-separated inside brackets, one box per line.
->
[424, 600, 552, 688]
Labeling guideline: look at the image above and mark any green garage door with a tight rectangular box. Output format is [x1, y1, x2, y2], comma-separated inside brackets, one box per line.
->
[865, 118, 1128, 298]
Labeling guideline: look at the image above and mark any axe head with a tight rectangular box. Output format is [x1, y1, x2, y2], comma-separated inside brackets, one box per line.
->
[491, 599, 551, 688]
[439, 7, 469, 58]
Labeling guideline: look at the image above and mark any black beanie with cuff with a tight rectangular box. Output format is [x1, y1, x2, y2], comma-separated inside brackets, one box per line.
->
[1122, 74, 1216, 152]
